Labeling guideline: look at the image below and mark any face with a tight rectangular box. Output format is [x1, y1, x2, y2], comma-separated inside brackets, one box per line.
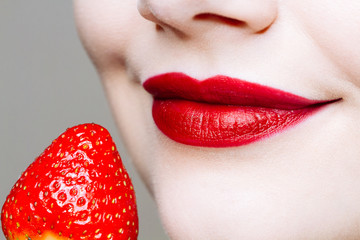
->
[74, 0, 360, 239]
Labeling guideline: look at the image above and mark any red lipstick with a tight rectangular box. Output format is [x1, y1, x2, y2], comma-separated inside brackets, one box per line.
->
[143, 72, 336, 147]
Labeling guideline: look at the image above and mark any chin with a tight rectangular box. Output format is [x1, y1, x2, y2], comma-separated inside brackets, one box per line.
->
[157, 186, 360, 240]
[144, 140, 360, 240]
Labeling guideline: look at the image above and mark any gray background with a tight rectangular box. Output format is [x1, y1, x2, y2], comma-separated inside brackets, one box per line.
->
[0, 1, 168, 239]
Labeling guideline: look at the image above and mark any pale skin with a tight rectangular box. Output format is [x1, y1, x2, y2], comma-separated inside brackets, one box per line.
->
[74, 0, 360, 239]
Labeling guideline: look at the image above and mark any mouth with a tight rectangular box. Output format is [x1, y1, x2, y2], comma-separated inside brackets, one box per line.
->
[143, 72, 340, 147]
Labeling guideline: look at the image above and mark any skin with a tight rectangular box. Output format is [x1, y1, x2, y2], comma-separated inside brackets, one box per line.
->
[74, 0, 360, 239]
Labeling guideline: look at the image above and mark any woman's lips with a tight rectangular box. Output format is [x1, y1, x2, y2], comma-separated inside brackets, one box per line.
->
[143, 72, 338, 147]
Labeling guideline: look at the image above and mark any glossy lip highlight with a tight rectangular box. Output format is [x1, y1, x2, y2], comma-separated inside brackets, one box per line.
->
[143, 72, 338, 147]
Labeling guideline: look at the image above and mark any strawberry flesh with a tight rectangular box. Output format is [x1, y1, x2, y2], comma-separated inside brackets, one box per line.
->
[1, 123, 138, 240]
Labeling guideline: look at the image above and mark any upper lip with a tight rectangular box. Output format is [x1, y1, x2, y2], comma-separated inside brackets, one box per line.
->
[143, 72, 337, 109]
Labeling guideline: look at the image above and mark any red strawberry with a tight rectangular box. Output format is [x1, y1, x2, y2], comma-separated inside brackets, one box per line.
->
[1, 123, 138, 240]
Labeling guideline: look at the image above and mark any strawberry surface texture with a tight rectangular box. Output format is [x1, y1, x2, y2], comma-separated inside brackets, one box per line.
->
[1, 123, 138, 240]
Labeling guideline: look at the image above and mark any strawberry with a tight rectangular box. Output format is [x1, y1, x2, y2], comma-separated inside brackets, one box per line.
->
[1, 123, 138, 240]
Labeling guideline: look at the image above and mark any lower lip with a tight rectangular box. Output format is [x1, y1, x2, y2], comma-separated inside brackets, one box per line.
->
[152, 99, 326, 147]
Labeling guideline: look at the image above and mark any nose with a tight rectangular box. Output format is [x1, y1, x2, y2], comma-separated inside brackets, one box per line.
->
[137, 0, 278, 36]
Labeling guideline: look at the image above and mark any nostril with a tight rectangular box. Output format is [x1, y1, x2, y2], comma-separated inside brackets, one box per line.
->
[156, 24, 164, 31]
[193, 13, 246, 27]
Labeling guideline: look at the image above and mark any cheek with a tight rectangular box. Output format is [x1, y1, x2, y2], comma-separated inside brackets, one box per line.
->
[288, 0, 360, 86]
[101, 71, 158, 189]
[73, 0, 141, 69]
